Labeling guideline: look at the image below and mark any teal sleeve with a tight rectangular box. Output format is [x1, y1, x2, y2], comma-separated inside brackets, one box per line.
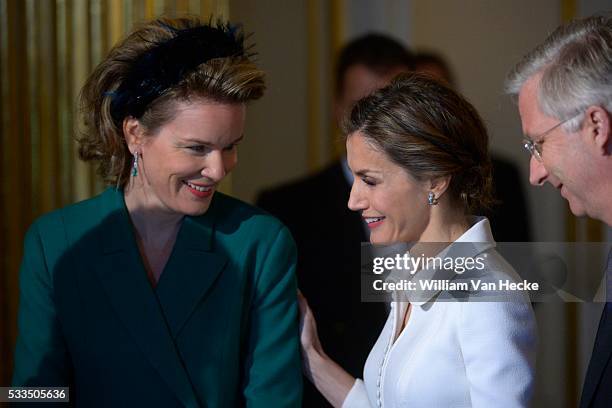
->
[12, 222, 72, 387]
[242, 225, 302, 407]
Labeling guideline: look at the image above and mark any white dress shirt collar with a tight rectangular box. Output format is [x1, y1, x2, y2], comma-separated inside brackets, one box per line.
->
[396, 216, 496, 307]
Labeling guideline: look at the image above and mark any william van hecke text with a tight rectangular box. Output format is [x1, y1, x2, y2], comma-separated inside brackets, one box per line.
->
[373, 279, 539, 292]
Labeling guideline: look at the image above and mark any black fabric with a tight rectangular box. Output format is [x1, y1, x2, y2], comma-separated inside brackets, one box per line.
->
[110, 21, 245, 124]
[581, 306, 612, 408]
[580, 250, 612, 408]
[486, 156, 532, 242]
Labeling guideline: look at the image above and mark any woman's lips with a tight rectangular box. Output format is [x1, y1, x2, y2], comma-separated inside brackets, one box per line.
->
[363, 216, 385, 229]
[183, 181, 214, 198]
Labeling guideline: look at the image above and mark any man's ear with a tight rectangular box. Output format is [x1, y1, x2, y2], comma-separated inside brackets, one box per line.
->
[583, 105, 611, 156]
[122, 116, 145, 153]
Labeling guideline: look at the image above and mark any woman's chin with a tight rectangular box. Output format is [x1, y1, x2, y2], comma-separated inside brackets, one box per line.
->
[175, 198, 213, 217]
[369, 232, 391, 245]
[184, 204, 211, 217]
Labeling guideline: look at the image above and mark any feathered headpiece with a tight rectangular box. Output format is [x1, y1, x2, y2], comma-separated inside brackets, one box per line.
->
[109, 20, 246, 124]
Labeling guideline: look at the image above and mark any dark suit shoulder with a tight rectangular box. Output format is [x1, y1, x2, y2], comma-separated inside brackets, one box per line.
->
[255, 161, 348, 219]
[257, 162, 345, 203]
[491, 155, 523, 182]
[488, 155, 531, 242]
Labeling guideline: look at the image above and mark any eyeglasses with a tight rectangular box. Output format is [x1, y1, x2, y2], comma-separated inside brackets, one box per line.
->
[522, 115, 579, 162]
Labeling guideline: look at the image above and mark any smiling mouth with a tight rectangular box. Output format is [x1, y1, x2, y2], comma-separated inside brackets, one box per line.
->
[182, 181, 214, 192]
[364, 216, 385, 224]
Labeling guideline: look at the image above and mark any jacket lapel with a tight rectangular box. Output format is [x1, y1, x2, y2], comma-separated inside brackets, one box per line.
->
[93, 189, 200, 408]
[154, 215, 228, 338]
[581, 250, 612, 408]
[581, 306, 612, 408]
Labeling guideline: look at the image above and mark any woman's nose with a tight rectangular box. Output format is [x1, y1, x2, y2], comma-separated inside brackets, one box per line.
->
[201, 151, 227, 182]
[348, 182, 367, 212]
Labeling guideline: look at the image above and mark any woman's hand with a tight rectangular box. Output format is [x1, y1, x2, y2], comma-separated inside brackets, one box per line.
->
[297, 290, 357, 407]
[297, 290, 325, 380]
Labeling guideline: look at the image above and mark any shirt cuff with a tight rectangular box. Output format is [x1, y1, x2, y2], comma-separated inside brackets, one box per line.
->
[342, 378, 372, 408]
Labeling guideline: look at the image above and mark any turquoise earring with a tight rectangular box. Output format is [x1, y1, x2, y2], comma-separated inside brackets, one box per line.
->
[132, 151, 139, 177]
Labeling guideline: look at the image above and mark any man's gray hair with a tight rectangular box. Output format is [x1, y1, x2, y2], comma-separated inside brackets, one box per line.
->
[505, 14, 612, 132]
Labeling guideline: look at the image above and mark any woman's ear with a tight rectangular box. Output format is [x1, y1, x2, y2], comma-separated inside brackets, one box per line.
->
[429, 175, 452, 198]
[123, 117, 145, 154]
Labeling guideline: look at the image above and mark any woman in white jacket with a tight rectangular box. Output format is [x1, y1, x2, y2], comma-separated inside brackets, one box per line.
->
[299, 73, 536, 408]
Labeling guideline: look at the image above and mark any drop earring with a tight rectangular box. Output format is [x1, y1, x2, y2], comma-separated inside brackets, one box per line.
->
[132, 151, 139, 177]
[428, 191, 438, 205]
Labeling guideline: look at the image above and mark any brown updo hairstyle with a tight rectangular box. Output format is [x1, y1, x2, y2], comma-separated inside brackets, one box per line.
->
[342, 73, 493, 213]
[78, 17, 265, 187]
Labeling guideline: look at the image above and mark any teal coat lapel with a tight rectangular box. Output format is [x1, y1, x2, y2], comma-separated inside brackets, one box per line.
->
[93, 188, 227, 408]
[155, 216, 228, 338]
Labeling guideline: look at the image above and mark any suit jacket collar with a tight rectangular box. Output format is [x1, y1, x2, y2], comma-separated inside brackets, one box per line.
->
[93, 187, 228, 408]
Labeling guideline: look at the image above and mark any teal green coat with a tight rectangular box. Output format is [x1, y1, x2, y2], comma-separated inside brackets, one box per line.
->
[13, 188, 302, 407]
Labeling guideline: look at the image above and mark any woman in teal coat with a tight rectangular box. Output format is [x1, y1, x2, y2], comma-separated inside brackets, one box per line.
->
[12, 17, 302, 407]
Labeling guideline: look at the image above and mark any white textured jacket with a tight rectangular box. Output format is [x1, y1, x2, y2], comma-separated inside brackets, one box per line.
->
[343, 217, 537, 408]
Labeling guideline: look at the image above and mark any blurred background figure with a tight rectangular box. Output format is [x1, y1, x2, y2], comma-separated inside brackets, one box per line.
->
[414, 51, 456, 87]
[415, 50, 532, 242]
[257, 33, 415, 407]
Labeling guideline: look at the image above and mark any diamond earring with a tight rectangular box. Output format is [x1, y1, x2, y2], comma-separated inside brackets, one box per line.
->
[428, 191, 438, 205]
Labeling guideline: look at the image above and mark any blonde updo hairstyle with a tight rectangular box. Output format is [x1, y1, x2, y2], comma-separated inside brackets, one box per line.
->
[78, 17, 265, 187]
[342, 73, 493, 213]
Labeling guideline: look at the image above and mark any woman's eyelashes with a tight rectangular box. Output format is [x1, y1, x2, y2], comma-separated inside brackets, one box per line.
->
[186, 145, 210, 154]
[184, 142, 239, 154]
[361, 177, 377, 186]
[223, 142, 239, 151]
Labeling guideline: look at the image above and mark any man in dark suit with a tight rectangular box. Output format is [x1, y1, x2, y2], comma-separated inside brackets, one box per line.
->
[506, 15, 612, 408]
[257, 34, 415, 407]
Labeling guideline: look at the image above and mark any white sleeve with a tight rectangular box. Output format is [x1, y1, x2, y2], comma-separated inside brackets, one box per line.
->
[459, 300, 537, 408]
[342, 379, 373, 408]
